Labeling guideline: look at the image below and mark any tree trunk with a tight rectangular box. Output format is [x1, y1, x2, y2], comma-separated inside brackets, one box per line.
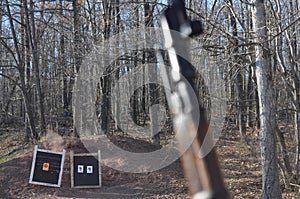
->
[59, 0, 68, 114]
[144, 2, 159, 144]
[113, 0, 121, 131]
[28, 0, 46, 135]
[287, 0, 300, 179]
[100, 74, 111, 132]
[99, 0, 112, 132]
[251, 0, 282, 198]
[247, 65, 255, 127]
[295, 93, 300, 178]
[227, 0, 246, 140]
[71, 0, 82, 137]
[5, 0, 38, 140]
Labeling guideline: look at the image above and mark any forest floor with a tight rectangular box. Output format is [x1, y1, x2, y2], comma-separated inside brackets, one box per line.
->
[0, 127, 299, 199]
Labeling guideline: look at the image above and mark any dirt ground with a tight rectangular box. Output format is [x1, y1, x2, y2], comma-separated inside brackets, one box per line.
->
[0, 129, 299, 199]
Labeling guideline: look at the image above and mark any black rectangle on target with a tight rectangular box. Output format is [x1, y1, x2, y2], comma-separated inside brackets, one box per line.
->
[70, 151, 101, 188]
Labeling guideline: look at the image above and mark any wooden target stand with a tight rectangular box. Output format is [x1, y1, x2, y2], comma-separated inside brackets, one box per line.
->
[70, 150, 102, 188]
[29, 145, 66, 187]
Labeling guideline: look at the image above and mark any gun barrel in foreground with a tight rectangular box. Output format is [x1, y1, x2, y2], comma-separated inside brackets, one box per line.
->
[160, 1, 231, 198]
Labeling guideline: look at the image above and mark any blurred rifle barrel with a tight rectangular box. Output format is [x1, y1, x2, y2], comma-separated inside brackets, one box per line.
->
[160, 0, 231, 198]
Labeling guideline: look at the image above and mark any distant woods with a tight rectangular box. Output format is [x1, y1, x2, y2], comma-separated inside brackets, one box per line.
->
[0, 0, 299, 198]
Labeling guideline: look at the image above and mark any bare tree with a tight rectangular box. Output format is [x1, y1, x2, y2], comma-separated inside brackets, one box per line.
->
[226, 0, 247, 140]
[24, 0, 46, 135]
[2, 0, 38, 140]
[251, 0, 281, 198]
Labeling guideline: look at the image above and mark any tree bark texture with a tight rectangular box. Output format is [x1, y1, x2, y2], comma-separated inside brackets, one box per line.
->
[252, 0, 282, 198]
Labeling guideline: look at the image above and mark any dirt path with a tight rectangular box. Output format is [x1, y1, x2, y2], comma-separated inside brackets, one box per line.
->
[0, 130, 299, 198]
[0, 134, 189, 199]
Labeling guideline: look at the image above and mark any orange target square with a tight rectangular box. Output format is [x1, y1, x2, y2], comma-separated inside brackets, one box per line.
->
[42, 162, 50, 171]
